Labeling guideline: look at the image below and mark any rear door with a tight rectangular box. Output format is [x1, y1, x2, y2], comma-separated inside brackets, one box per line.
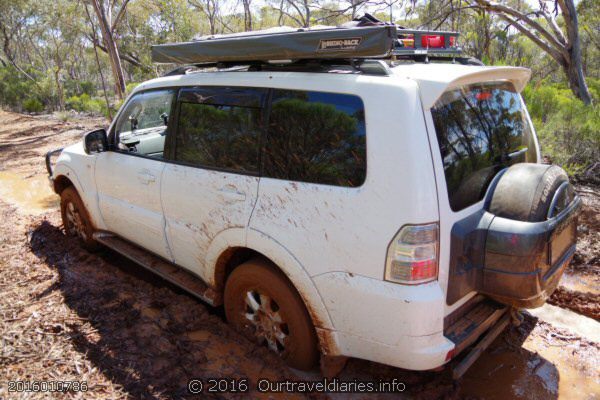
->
[95, 89, 176, 260]
[161, 87, 265, 279]
[424, 80, 540, 309]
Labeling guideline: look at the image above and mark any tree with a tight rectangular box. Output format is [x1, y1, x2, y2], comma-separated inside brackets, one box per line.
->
[271, 0, 313, 28]
[467, 0, 592, 104]
[240, 0, 253, 31]
[88, 0, 131, 100]
[189, 0, 220, 35]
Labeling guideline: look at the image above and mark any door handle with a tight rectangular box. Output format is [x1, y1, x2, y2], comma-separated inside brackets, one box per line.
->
[137, 171, 156, 184]
[217, 186, 246, 203]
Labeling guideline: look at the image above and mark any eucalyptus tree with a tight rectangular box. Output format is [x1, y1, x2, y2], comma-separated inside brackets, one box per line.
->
[467, 0, 592, 104]
[89, 0, 132, 99]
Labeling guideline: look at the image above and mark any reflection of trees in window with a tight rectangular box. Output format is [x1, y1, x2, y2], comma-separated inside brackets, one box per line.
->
[432, 82, 536, 211]
[176, 103, 260, 173]
[265, 91, 366, 187]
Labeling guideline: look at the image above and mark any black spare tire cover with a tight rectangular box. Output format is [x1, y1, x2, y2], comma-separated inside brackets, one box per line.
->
[488, 163, 569, 222]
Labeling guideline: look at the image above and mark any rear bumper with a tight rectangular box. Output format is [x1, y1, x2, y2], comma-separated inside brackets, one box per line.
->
[332, 329, 454, 371]
[313, 272, 513, 371]
[313, 272, 454, 370]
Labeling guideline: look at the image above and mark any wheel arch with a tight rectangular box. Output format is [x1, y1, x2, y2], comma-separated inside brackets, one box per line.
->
[206, 228, 335, 334]
[53, 163, 106, 231]
[53, 174, 75, 194]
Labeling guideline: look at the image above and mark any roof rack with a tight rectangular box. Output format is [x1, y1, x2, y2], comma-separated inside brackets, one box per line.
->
[163, 59, 394, 77]
[152, 25, 462, 66]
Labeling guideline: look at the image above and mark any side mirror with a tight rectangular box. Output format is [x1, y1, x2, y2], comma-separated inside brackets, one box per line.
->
[84, 129, 108, 154]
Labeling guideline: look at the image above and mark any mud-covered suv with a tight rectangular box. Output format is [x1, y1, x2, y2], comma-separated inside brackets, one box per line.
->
[45, 25, 580, 376]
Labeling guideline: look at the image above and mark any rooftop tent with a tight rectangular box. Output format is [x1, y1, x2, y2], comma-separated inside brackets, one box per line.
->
[151, 25, 398, 64]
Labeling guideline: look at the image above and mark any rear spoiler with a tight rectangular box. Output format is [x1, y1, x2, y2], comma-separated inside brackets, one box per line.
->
[411, 66, 531, 109]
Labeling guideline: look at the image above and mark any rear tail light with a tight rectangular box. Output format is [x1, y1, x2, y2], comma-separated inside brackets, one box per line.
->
[384, 223, 439, 285]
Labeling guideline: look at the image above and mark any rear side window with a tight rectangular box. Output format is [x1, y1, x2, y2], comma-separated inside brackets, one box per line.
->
[431, 81, 537, 211]
[264, 90, 366, 187]
[174, 87, 265, 174]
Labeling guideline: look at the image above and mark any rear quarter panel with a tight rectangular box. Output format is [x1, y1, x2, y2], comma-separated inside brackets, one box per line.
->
[248, 74, 440, 280]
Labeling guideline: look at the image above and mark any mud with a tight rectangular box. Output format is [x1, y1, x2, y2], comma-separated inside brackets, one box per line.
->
[549, 185, 600, 320]
[0, 110, 599, 399]
[548, 287, 600, 321]
[0, 171, 58, 214]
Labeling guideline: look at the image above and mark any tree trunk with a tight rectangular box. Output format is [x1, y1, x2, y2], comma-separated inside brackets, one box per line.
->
[559, 0, 592, 104]
[470, 0, 592, 105]
[242, 0, 252, 31]
[53, 68, 65, 111]
[90, 0, 126, 100]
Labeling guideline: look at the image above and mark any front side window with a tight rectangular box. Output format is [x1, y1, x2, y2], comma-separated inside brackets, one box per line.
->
[431, 81, 537, 211]
[174, 87, 264, 173]
[264, 90, 367, 187]
[114, 89, 175, 158]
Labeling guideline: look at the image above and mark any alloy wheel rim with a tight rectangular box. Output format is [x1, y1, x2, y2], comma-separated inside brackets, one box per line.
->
[243, 290, 289, 353]
[65, 201, 87, 241]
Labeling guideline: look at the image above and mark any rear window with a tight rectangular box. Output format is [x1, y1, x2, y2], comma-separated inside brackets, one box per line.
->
[431, 81, 537, 211]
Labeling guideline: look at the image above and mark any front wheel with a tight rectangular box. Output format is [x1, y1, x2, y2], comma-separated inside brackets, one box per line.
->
[224, 259, 319, 370]
[60, 187, 100, 251]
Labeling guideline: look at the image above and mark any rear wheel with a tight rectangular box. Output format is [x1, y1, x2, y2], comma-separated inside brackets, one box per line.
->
[224, 259, 319, 370]
[60, 187, 100, 251]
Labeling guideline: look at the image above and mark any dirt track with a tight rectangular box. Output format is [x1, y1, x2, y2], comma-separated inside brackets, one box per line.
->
[0, 110, 599, 399]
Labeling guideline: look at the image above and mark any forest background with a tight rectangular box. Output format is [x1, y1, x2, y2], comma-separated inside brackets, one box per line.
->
[0, 0, 598, 177]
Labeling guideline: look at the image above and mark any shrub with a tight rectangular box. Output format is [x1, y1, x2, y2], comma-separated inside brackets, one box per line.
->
[23, 98, 44, 113]
[523, 81, 600, 175]
[126, 82, 140, 95]
[66, 93, 104, 114]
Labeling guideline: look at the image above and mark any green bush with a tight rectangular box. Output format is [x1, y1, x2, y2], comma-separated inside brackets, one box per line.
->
[523, 80, 600, 174]
[126, 82, 140, 95]
[66, 93, 104, 114]
[23, 98, 44, 113]
[0, 66, 36, 109]
[64, 79, 96, 97]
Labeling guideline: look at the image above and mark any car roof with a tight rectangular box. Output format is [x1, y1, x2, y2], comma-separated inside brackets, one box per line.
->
[132, 62, 530, 109]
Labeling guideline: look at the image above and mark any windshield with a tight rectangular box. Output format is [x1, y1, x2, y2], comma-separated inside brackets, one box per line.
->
[431, 81, 537, 211]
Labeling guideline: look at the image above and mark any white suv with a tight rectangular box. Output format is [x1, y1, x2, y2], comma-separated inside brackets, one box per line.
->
[46, 56, 580, 375]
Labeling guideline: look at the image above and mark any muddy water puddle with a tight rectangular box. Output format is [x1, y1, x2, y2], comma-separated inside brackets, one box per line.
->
[460, 326, 600, 399]
[560, 271, 600, 295]
[0, 171, 58, 214]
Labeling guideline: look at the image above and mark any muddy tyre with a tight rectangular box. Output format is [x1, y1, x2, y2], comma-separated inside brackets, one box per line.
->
[60, 187, 100, 251]
[224, 259, 319, 370]
[488, 163, 570, 222]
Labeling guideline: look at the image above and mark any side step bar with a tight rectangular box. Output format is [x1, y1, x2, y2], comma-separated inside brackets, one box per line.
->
[93, 232, 220, 305]
[452, 311, 511, 379]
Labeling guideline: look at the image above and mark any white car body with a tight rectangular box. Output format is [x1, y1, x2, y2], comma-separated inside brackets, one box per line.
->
[50, 63, 538, 371]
